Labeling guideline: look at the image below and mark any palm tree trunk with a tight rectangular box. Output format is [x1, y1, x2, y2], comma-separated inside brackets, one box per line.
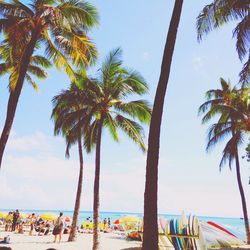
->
[235, 150, 250, 244]
[68, 135, 84, 242]
[92, 121, 103, 250]
[142, 1, 183, 249]
[0, 31, 39, 169]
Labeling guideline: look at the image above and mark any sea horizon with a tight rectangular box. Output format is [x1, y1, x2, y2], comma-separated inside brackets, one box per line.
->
[0, 208, 246, 220]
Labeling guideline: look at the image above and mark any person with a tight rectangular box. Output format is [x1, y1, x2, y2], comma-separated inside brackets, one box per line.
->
[52, 212, 64, 243]
[18, 222, 24, 234]
[12, 210, 19, 232]
[0, 235, 10, 244]
[5, 212, 13, 232]
[29, 213, 36, 236]
[103, 218, 107, 226]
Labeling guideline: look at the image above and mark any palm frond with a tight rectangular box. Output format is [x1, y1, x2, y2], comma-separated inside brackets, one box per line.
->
[115, 114, 146, 152]
[30, 55, 52, 68]
[197, 0, 247, 41]
[57, 0, 99, 29]
[103, 113, 119, 142]
[219, 131, 244, 170]
[27, 65, 47, 79]
[114, 100, 152, 123]
[25, 73, 39, 91]
[233, 15, 250, 61]
[239, 54, 250, 85]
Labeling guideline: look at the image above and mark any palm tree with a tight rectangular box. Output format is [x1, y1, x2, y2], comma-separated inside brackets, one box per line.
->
[142, 1, 183, 249]
[0, 0, 98, 169]
[197, 0, 250, 84]
[199, 78, 250, 244]
[74, 48, 151, 250]
[51, 84, 91, 242]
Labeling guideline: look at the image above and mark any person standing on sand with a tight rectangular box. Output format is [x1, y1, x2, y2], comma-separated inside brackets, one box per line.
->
[12, 210, 19, 232]
[5, 212, 13, 232]
[52, 212, 64, 243]
[29, 213, 36, 236]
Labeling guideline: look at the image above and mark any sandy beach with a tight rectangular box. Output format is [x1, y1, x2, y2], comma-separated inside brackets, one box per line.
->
[0, 231, 142, 250]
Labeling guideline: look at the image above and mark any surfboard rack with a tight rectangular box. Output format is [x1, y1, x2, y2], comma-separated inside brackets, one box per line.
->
[167, 234, 199, 239]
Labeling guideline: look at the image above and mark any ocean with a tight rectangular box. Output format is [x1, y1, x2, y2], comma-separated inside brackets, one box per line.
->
[1, 209, 247, 240]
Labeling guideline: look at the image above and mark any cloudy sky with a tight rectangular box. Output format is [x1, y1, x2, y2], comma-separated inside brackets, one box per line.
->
[0, 0, 249, 218]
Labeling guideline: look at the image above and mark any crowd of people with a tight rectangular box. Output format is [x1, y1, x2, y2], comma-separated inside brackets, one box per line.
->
[1, 210, 67, 243]
[79, 217, 112, 233]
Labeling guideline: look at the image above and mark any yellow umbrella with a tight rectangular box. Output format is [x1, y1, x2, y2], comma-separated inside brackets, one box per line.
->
[120, 215, 141, 224]
[40, 213, 57, 221]
[0, 211, 8, 219]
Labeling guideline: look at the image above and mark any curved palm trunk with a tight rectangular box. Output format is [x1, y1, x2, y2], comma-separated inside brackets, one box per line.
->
[68, 136, 84, 242]
[92, 122, 103, 250]
[142, 1, 183, 249]
[235, 150, 250, 244]
[0, 31, 39, 169]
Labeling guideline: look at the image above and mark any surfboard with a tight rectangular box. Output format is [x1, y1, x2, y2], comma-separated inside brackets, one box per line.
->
[207, 221, 236, 237]
[187, 215, 194, 250]
[192, 215, 198, 250]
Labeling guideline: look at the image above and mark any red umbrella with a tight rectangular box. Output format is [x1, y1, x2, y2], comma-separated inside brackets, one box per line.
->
[114, 219, 119, 224]
[65, 217, 71, 222]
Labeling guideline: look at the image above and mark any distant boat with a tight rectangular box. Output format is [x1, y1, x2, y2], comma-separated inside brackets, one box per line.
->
[240, 218, 243, 220]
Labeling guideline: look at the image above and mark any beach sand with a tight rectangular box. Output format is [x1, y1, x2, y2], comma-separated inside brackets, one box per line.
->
[0, 231, 142, 250]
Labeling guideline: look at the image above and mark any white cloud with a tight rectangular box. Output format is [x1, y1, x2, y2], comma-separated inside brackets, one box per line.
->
[7, 132, 56, 152]
[142, 52, 150, 61]
[192, 56, 204, 72]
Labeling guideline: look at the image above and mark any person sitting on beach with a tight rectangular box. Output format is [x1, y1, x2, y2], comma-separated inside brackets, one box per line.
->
[63, 226, 70, 234]
[52, 212, 64, 243]
[0, 235, 10, 244]
[38, 222, 46, 236]
[17, 222, 24, 234]
[38, 221, 50, 236]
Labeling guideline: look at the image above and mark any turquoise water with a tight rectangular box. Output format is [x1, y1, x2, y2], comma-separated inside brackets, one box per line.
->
[1, 209, 246, 240]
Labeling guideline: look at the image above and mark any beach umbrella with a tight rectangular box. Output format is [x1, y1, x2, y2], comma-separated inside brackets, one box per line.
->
[120, 215, 141, 224]
[114, 219, 119, 224]
[0, 212, 8, 219]
[81, 221, 94, 229]
[65, 217, 71, 223]
[40, 213, 57, 221]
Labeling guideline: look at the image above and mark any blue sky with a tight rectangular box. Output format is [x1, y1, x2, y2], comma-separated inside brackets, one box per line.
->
[0, 0, 249, 217]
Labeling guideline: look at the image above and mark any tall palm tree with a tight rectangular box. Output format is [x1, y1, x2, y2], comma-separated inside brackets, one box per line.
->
[197, 0, 250, 84]
[142, 1, 183, 249]
[0, 0, 98, 168]
[199, 78, 250, 244]
[73, 48, 151, 250]
[51, 84, 91, 242]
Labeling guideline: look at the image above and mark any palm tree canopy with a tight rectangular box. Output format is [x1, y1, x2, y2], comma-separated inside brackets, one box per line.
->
[52, 48, 151, 155]
[0, 0, 99, 84]
[51, 83, 91, 157]
[197, 0, 250, 84]
[82, 48, 151, 152]
[199, 78, 250, 170]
